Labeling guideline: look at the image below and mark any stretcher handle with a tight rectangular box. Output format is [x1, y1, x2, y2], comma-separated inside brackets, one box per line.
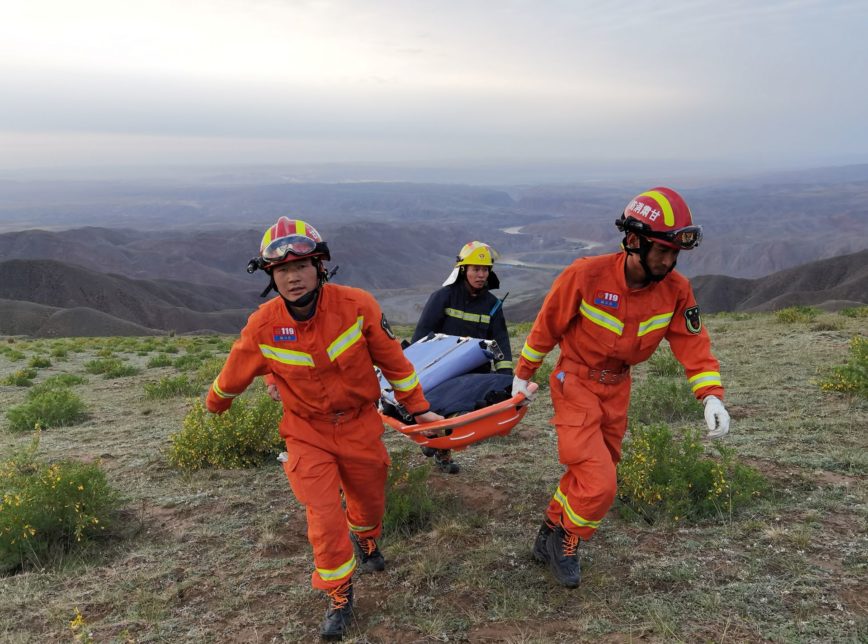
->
[382, 382, 539, 435]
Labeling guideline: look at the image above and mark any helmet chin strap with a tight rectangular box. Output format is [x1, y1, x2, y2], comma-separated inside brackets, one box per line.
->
[623, 235, 676, 284]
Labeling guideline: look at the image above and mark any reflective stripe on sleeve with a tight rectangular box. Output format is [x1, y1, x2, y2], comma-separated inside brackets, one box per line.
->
[521, 342, 546, 364]
[688, 371, 722, 392]
[388, 371, 420, 392]
[579, 299, 624, 336]
[259, 344, 315, 367]
[637, 312, 674, 337]
[327, 316, 364, 361]
[317, 555, 357, 582]
[211, 378, 242, 399]
[444, 308, 490, 324]
[553, 486, 602, 529]
[494, 360, 513, 371]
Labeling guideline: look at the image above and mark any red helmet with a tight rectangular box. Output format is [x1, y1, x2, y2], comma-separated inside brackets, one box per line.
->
[616, 187, 702, 250]
[248, 216, 331, 273]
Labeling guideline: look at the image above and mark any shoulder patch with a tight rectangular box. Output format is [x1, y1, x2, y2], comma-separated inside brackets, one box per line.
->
[684, 305, 702, 334]
[381, 313, 396, 340]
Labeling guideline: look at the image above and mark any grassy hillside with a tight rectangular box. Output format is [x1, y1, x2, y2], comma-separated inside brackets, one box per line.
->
[0, 311, 865, 642]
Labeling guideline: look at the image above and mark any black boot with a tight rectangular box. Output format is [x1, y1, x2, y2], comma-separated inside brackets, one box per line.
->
[420, 445, 436, 458]
[320, 581, 353, 641]
[544, 525, 581, 588]
[434, 449, 460, 474]
[350, 532, 385, 572]
[532, 520, 555, 563]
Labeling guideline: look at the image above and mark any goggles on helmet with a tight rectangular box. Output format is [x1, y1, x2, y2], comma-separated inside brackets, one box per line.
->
[261, 235, 319, 263]
[617, 216, 702, 250]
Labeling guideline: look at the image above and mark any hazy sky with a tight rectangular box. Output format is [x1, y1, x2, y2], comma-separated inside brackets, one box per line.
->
[2, 0, 866, 172]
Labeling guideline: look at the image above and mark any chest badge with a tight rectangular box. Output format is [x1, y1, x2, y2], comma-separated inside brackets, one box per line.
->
[594, 290, 621, 310]
[273, 325, 298, 342]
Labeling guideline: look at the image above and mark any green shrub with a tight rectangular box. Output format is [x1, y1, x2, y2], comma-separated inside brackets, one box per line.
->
[817, 336, 867, 398]
[83, 357, 139, 379]
[31, 374, 87, 394]
[775, 306, 819, 323]
[647, 346, 681, 377]
[96, 348, 115, 358]
[146, 353, 174, 368]
[27, 356, 52, 369]
[618, 423, 767, 524]
[49, 346, 69, 359]
[173, 353, 204, 371]
[195, 358, 224, 387]
[168, 393, 283, 470]
[383, 449, 435, 537]
[6, 388, 87, 432]
[6, 350, 25, 362]
[629, 377, 700, 424]
[2, 368, 37, 386]
[144, 375, 203, 399]
[839, 306, 868, 318]
[0, 435, 122, 573]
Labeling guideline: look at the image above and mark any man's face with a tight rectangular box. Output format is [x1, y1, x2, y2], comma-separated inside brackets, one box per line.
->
[272, 258, 319, 301]
[464, 264, 490, 291]
[644, 241, 680, 278]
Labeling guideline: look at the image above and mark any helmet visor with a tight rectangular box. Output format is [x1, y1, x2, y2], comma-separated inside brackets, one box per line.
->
[261, 235, 318, 263]
[650, 225, 703, 250]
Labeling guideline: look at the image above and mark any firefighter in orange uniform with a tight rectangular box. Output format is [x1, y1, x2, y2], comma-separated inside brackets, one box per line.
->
[512, 187, 730, 588]
[206, 217, 441, 640]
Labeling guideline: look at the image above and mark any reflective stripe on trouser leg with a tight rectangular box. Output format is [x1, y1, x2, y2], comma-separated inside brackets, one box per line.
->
[339, 407, 390, 539]
[545, 369, 630, 540]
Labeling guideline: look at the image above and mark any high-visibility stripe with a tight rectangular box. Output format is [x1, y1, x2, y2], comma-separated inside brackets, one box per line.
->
[494, 360, 513, 371]
[444, 308, 490, 324]
[521, 342, 546, 363]
[317, 555, 357, 582]
[348, 522, 376, 532]
[553, 487, 601, 529]
[327, 316, 364, 361]
[579, 299, 624, 336]
[294, 219, 306, 235]
[388, 371, 420, 392]
[688, 371, 722, 392]
[640, 190, 675, 227]
[259, 344, 315, 367]
[211, 378, 241, 399]
[637, 312, 673, 337]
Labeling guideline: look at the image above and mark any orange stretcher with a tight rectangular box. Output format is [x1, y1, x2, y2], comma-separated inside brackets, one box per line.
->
[380, 383, 539, 450]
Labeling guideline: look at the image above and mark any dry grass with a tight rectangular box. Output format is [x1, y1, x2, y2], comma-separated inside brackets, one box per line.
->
[0, 313, 866, 642]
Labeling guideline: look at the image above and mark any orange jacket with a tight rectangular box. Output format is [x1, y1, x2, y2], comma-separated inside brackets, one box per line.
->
[207, 284, 429, 428]
[516, 252, 724, 400]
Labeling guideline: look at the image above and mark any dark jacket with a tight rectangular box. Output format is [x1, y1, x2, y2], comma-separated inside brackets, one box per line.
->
[411, 282, 513, 373]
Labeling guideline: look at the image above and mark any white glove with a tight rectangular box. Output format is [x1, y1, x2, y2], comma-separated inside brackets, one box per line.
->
[511, 376, 535, 401]
[703, 395, 730, 439]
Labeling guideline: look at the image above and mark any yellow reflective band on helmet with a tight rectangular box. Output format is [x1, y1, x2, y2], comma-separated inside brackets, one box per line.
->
[637, 312, 674, 337]
[521, 342, 546, 364]
[327, 316, 364, 362]
[295, 219, 306, 235]
[259, 344, 315, 367]
[444, 308, 490, 324]
[348, 522, 376, 532]
[553, 487, 601, 529]
[640, 190, 675, 227]
[688, 371, 722, 392]
[580, 299, 625, 336]
[494, 360, 513, 371]
[388, 371, 420, 392]
[317, 555, 357, 582]
[211, 378, 241, 399]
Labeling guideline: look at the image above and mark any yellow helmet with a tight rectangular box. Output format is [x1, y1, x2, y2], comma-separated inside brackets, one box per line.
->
[455, 241, 497, 267]
[443, 241, 501, 288]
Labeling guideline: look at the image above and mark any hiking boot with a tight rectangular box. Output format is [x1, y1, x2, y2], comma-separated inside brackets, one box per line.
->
[350, 532, 385, 573]
[544, 525, 581, 588]
[420, 445, 436, 458]
[320, 581, 353, 641]
[532, 520, 555, 563]
[434, 449, 460, 474]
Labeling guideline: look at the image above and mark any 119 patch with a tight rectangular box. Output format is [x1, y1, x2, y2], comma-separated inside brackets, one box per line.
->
[272, 325, 297, 342]
[684, 306, 702, 334]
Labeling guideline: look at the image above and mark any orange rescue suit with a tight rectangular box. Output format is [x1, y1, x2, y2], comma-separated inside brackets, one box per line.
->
[516, 251, 724, 539]
[207, 283, 429, 590]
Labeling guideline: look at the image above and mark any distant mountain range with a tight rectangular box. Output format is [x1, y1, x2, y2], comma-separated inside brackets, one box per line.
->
[0, 250, 864, 336]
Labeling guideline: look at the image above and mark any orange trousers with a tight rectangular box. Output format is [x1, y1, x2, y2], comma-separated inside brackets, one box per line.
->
[280, 405, 389, 591]
[545, 368, 631, 540]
